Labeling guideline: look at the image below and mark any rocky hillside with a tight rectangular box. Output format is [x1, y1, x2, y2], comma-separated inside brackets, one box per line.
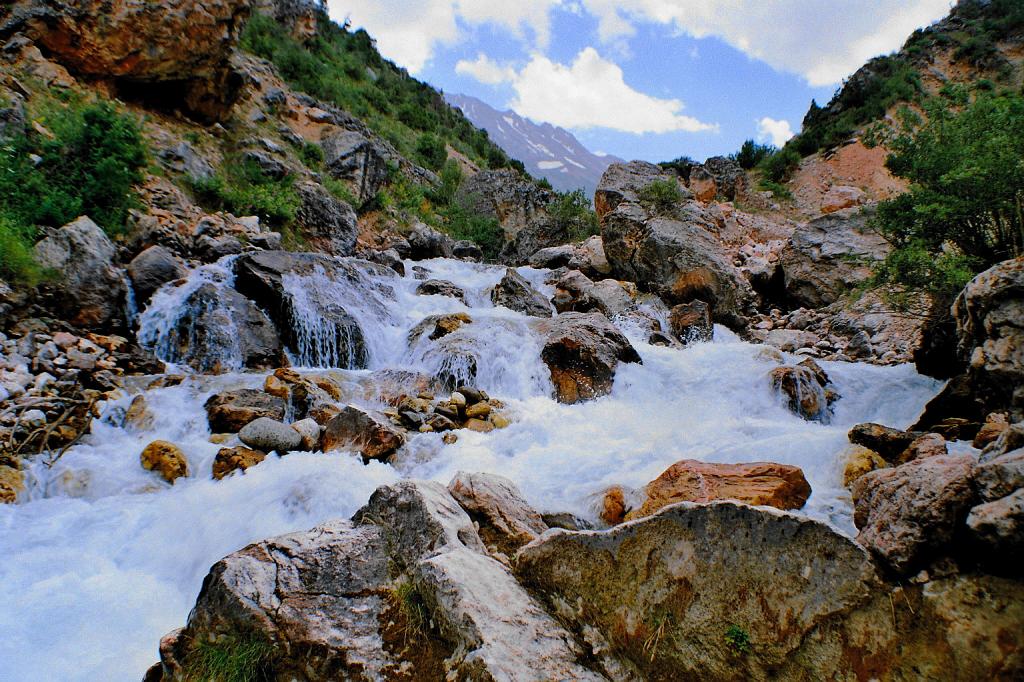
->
[448, 93, 624, 197]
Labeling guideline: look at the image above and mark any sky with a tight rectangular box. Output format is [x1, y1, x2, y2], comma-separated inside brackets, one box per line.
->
[326, 1, 955, 163]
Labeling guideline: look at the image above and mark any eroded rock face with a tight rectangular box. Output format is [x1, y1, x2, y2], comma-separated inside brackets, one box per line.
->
[515, 501, 878, 680]
[779, 206, 889, 308]
[7, 0, 250, 121]
[32, 216, 127, 329]
[321, 130, 389, 204]
[852, 453, 976, 575]
[490, 268, 551, 317]
[447, 471, 548, 556]
[539, 311, 641, 404]
[626, 459, 811, 521]
[293, 181, 357, 256]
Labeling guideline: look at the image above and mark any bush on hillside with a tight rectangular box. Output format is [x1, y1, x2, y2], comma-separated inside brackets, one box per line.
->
[757, 147, 801, 184]
[638, 179, 683, 214]
[550, 189, 599, 242]
[731, 140, 775, 170]
[415, 133, 447, 171]
[189, 156, 301, 226]
[871, 90, 1024, 296]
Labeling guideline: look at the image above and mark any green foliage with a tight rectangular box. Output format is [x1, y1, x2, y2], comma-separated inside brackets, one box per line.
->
[0, 214, 44, 285]
[189, 157, 300, 226]
[550, 189, 599, 242]
[415, 133, 447, 171]
[239, 13, 510, 172]
[441, 200, 503, 260]
[391, 581, 430, 641]
[429, 159, 463, 207]
[757, 146, 801, 184]
[298, 141, 324, 168]
[184, 634, 276, 682]
[871, 91, 1024, 297]
[638, 179, 683, 214]
[758, 180, 793, 201]
[731, 139, 775, 170]
[724, 625, 751, 655]
[659, 156, 696, 181]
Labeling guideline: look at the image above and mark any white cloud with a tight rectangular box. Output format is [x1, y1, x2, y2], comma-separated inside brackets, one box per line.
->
[457, 47, 716, 134]
[455, 54, 517, 84]
[578, 0, 952, 86]
[757, 117, 795, 147]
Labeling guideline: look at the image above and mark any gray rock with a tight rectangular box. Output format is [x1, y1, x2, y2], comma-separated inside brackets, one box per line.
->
[0, 90, 27, 141]
[294, 181, 357, 256]
[447, 471, 548, 555]
[127, 245, 186, 304]
[238, 416, 302, 453]
[193, 234, 243, 262]
[529, 244, 576, 269]
[594, 160, 691, 216]
[242, 149, 289, 180]
[290, 417, 321, 451]
[973, 447, 1024, 502]
[490, 268, 551, 317]
[321, 405, 405, 461]
[551, 270, 632, 317]
[452, 239, 483, 261]
[156, 141, 215, 182]
[204, 389, 287, 433]
[33, 216, 127, 329]
[321, 130, 389, 203]
[966, 488, 1024, 563]
[406, 222, 454, 260]
[539, 311, 642, 404]
[779, 206, 889, 308]
[415, 279, 466, 303]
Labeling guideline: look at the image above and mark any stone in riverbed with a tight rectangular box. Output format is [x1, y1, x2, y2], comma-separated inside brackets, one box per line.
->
[140, 440, 188, 484]
[211, 446, 266, 480]
[668, 299, 713, 345]
[768, 358, 837, 422]
[204, 389, 286, 433]
[447, 471, 547, 555]
[238, 417, 302, 454]
[842, 444, 888, 487]
[322, 406, 405, 461]
[848, 422, 921, 463]
[490, 268, 551, 317]
[127, 245, 187, 305]
[539, 311, 642, 404]
[0, 465, 25, 503]
[415, 279, 467, 303]
[290, 417, 321, 451]
[625, 459, 812, 521]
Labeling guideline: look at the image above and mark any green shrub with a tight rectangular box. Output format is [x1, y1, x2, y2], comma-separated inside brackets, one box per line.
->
[0, 214, 44, 285]
[757, 147, 801, 184]
[659, 156, 696, 181]
[550, 189, 599, 242]
[724, 625, 751, 655]
[184, 633, 276, 682]
[415, 133, 447, 171]
[731, 140, 775, 170]
[758, 180, 793, 200]
[428, 159, 463, 208]
[298, 141, 324, 168]
[441, 200, 503, 260]
[638, 179, 683, 214]
[189, 157, 301, 226]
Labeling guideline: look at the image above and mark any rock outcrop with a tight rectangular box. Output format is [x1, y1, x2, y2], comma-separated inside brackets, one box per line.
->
[447, 471, 548, 556]
[127, 245, 186, 305]
[293, 181, 358, 256]
[490, 268, 551, 318]
[321, 130, 389, 204]
[539, 311, 641, 403]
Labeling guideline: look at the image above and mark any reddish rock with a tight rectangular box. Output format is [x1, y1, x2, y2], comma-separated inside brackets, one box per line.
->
[322, 406, 405, 461]
[539, 311, 641, 404]
[852, 454, 976, 574]
[627, 459, 812, 521]
[897, 433, 948, 463]
[212, 446, 267, 480]
[599, 486, 628, 525]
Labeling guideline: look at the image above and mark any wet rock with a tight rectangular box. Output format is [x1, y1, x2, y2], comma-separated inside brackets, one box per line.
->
[779, 206, 889, 308]
[447, 471, 547, 555]
[238, 417, 302, 454]
[127, 245, 187, 305]
[171, 283, 283, 372]
[211, 446, 266, 480]
[843, 444, 888, 487]
[668, 300, 713, 345]
[204, 389, 286, 433]
[626, 459, 811, 521]
[406, 222, 454, 260]
[852, 454, 976, 575]
[321, 130, 388, 203]
[293, 181, 357, 256]
[140, 440, 189, 484]
[966, 489, 1024, 563]
[848, 422, 921, 463]
[539, 311, 642, 404]
[763, 328, 821, 352]
[490, 268, 551, 317]
[768, 359, 837, 422]
[0, 465, 25, 503]
[515, 501, 877, 681]
[32, 216, 127, 329]
[898, 432, 948, 463]
[407, 312, 472, 344]
[415, 279, 466, 303]
[322, 406, 405, 461]
[551, 270, 632, 317]
[124, 394, 154, 432]
[290, 417, 321, 451]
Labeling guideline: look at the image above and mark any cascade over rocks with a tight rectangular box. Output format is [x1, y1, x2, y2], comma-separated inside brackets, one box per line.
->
[415, 279, 466, 303]
[539, 311, 641, 404]
[596, 163, 753, 326]
[490, 268, 551, 318]
[127, 246, 187, 305]
[32, 216, 127, 330]
[768, 358, 838, 422]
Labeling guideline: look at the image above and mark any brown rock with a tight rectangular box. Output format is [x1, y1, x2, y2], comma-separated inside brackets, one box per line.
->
[820, 185, 866, 214]
[843, 444, 888, 487]
[769, 362, 835, 422]
[668, 299, 713, 345]
[897, 433, 948, 463]
[0, 465, 25, 503]
[852, 454, 976, 574]
[599, 486, 627, 525]
[407, 313, 472, 344]
[447, 471, 547, 555]
[140, 440, 189, 484]
[322, 406, 405, 460]
[973, 420, 1009, 450]
[204, 389, 286, 433]
[539, 311, 641, 404]
[464, 418, 494, 433]
[628, 459, 811, 521]
[212, 446, 267, 480]
[124, 394, 154, 432]
[848, 422, 921, 463]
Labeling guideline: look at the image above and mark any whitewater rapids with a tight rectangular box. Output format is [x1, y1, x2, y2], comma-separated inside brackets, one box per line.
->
[0, 256, 942, 681]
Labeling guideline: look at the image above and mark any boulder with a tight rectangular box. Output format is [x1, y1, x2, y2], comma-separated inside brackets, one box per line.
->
[7, 0, 250, 121]
[668, 300, 713, 345]
[550, 270, 632, 317]
[852, 454, 976, 575]
[321, 130, 389, 203]
[779, 206, 890, 308]
[594, 160, 690, 218]
[447, 471, 548, 555]
[238, 417, 302, 454]
[898, 432, 948, 463]
[0, 465, 25, 504]
[688, 164, 717, 201]
[322, 406, 405, 461]
[407, 312, 472, 344]
[848, 422, 921, 463]
[768, 359, 837, 422]
[966, 489, 1024, 563]
[574, 235, 612, 277]
[233, 251, 380, 368]
[140, 440, 188, 484]
[415, 279, 466, 303]
[204, 389, 286, 433]
[529, 244, 575, 270]
[539, 311, 642, 403]
[155, 141, 215, 182]
[406, 222, 455, 260]
[211, 446, 266, 480]
[820, 185, 867, 214]
[455, 169, 554, 243]
[973, 444, 1024, 502]
[626, 459, 811, 521]
[127, 245, 187, 304]
[952, 256, 1024, 423]
[290, 417, 321, 451]
[451, 240, 483, 261]
[166, 283, 283, 373]
[293, 181, 358, 256]
[515, 501, 878, 680]
[32, 216, 127, 329]
[842, 444, 888, 487]
[490, 268, 551, 317]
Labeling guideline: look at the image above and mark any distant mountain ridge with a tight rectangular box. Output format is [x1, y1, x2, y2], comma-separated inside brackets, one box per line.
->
[447, 93, 623, 197]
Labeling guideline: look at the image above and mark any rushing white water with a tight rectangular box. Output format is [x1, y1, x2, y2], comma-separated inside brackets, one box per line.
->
[0, 255, 944, 682]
